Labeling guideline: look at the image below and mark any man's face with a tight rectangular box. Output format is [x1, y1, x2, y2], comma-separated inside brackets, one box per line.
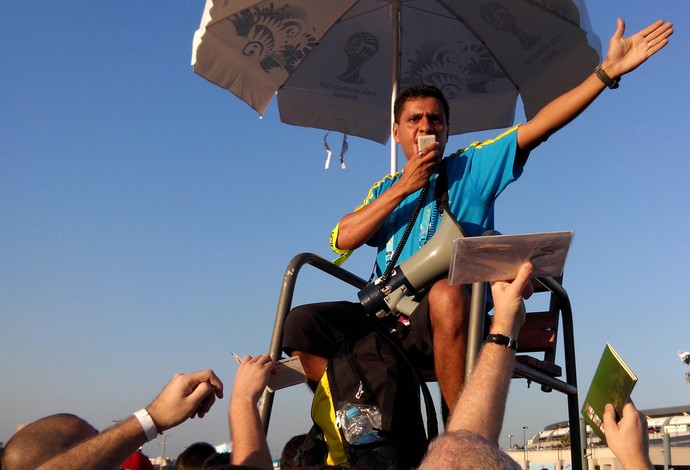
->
[393, 96, 449, 161]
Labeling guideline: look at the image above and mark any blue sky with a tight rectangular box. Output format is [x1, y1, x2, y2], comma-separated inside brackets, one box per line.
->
[1, 0, 689, 461]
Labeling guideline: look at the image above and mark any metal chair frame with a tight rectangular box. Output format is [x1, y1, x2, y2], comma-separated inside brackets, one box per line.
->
[259, 252, 582, 469]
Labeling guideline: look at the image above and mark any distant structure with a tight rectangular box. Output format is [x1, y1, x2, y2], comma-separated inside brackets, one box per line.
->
[679, 351, 690, 365]
[525, 405, 690, 450]
[506, 405, 690, 469]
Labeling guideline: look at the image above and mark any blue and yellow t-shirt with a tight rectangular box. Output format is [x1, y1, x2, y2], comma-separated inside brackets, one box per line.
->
[331, 126, 523, 275]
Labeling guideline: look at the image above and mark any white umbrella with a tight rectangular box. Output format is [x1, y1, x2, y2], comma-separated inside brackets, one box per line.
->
[192, 0, 601, 173]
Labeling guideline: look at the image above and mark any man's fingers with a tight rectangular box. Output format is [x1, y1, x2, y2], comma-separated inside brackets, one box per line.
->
[188, 382, 217, 418]
[208, 370, 224, 398]
[256, 354, 272, 364]
[513, 262, 534, 293]
[196, 391, 218, 419]
[603, 403, 618, 430]
[641, 20, 673, 55]
[185, 369, 224, 390]
[620, 400, 641, 420]
[613, 17, 625, 40]
[639, 19, 666, 39]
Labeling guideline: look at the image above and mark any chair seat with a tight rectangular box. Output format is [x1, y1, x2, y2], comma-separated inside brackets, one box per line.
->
[515, 355, 562, 377]
[416, 356, 563, 383]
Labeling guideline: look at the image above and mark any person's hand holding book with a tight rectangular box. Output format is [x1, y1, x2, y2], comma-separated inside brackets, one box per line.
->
[603, 400, 653, 470]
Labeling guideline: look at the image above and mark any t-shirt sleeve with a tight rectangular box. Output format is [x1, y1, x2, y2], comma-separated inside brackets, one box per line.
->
[329, 174, 395, 266]
[462, 126, 522, 199]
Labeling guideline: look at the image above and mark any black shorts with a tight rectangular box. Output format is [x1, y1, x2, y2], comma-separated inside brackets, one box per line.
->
[282, 295, 435, 371]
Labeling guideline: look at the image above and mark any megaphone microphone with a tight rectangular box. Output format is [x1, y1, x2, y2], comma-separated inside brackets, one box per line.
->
[358, 209, 465, 318]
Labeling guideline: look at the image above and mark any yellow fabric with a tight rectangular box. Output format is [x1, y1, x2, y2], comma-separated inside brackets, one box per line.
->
[329, 222, 352, 267]
[311, 371, 348, 465]
[329, 172, 400, 267]
[463, 125, 520, 150]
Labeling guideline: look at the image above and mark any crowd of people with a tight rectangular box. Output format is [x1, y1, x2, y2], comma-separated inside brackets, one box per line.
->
[2, 16, 672, 470]
[1, 262, 658, 470]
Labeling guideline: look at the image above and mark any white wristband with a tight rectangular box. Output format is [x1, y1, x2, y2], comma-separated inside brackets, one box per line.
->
[133, 408, 158, 441]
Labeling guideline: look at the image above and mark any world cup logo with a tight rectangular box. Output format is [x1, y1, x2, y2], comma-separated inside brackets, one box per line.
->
[338, 32, 379, 84]
[480, 3, 540, 50]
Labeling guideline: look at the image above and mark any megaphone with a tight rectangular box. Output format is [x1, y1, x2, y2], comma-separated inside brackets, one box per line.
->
[358, 209, 465, 318]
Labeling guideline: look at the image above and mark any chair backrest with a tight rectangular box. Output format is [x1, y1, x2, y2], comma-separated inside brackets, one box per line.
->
[514, 275, 564, 378]
[518, 311, 558, 353]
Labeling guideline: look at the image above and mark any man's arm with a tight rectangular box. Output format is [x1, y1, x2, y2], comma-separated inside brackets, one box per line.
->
[37, 370, 223, 470]
[603, 401, 654, 470]
[446, 262, 533, 443]
[229, 354, 275, 470]
[335, 143, 441, 251]
[517, 18, 673, 155]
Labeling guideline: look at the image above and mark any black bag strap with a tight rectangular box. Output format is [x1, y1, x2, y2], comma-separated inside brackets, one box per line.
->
[296, 425, 328, 467]
[375, 328, 439, 441]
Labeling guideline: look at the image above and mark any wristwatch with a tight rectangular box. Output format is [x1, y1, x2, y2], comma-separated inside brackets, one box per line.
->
[594, 64, 620, 89]
[485, 333, 518, 350]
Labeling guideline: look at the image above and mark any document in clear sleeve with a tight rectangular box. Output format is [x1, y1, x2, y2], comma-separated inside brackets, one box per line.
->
[449, 231, 573, 284]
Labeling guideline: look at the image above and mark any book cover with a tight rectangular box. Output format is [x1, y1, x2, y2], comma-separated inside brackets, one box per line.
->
[581, 343, 638, 445]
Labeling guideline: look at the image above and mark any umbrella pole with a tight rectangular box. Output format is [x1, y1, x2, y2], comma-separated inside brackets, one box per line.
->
[389, 0, 401, 175]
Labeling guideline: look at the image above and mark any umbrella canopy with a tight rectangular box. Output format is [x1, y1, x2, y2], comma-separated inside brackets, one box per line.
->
[192, 0, 601, 171]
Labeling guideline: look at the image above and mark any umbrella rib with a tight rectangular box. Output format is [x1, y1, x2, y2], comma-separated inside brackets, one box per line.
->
[337, 1, 459, 24]
[403, 4, 458, 21]
[524, 0, 584, 26]
[337, 3, 389, 25]
[433, 1, 518, 89]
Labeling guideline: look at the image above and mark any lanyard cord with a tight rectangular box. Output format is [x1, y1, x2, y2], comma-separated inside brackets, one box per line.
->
[368, 160, 447, 287]
[377, 183, 429, 289]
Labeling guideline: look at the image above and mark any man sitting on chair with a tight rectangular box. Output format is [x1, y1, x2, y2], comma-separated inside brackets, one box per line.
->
[282, 18, 672, 416]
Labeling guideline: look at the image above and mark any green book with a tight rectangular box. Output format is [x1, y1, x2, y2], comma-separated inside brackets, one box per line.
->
[581, 343, 638, 445]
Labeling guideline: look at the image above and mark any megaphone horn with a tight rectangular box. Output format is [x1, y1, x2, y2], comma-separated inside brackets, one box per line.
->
[358, 209, 466, 318]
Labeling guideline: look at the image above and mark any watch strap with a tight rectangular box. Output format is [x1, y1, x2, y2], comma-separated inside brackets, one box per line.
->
[485, 333, 518, 350]
[594, 65, 620, 89]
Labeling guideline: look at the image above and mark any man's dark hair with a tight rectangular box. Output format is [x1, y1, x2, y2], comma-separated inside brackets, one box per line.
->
[280, 433, 327, 469]
[175, 442, 217, 470]
[279, 434, 307, 470]
[201, 451, 231, 469]
[393, 85, 450, 125]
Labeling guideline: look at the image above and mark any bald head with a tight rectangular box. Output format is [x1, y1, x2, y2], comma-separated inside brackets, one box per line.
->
[419, 430, 521, 470]
[2, 413, 98, 470]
